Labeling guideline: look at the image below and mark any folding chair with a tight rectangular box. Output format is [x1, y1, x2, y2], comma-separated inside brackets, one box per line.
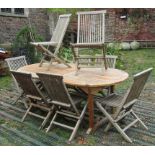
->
[11, 71, 54, 129]
[37, 73, 87, 142]
[5, 56, 28, 108]
[31, 14, 72, 70]
[5, 56, 28, 91]
[95, 68, 153, 143]
[104, 55, 118, 69]
[71, 10, 107, 75]
[96, 55, 118, 94]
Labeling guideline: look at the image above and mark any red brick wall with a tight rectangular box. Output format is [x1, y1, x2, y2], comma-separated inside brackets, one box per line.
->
[69, 8, 155, 42]
[0, 8, 50, 44]
[1, 8, 155, 44]
[108, 8, 155, 41]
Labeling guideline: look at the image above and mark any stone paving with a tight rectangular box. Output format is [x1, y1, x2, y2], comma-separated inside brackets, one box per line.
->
[0, 81, 155, 145]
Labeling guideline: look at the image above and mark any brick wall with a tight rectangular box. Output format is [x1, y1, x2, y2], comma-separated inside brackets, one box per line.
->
[107, 8, 155, 41]
[65, 8, 155, 42]
[0, 8, 50, 44]
[1, 8, 155, 44]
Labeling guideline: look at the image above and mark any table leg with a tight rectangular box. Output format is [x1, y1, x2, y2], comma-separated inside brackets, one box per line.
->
[86, 88, 94, 134]
[110, 85, 115, 94]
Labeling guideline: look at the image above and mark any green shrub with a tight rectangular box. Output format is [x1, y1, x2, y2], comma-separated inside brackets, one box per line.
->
[130, 41, 140, 50]
[58, 47, 73, 62]
[120, 42, 131, 50]
[12, 26, 43, 63]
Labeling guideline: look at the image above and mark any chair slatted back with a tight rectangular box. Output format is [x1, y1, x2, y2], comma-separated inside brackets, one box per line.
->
[11, 71, 45, 101]
[125, 68, 153, 104]
[37, 73, 78, 111]
[77, 10, 106, 44]
[96, 55, 117, 68]
[50, 14, 71, 54]
[115, 68, 153, 118]
[106, 55, 118, 68]
[5, 56, 27, 71]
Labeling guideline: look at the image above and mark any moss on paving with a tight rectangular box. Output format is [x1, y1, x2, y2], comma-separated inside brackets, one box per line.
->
[0, 76, 12, 89]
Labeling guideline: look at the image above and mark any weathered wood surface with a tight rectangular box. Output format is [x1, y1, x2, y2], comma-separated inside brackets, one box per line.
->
[18, 63, 128, 133]
[18, 63, 129, 88]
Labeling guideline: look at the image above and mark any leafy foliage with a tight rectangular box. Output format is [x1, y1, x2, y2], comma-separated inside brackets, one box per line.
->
[12, 26, 43, 63]
[58, 47, 73, 62]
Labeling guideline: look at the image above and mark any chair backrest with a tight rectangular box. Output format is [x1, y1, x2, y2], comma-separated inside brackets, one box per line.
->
[37, 73, 79, 114]
[124, 68, 153, 104]
[115, 68, 153, 118]
[11, 71, 46, 102]
[5, 56, 27, 71]
[50, 14, 71, 54]
[96, 55, 117, 68]
[77, 10, 106, 44]
[106, 55, 118, 68]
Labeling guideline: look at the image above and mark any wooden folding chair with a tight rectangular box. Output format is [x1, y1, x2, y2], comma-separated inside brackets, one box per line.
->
[31, 14, 72, 70]
[96, 55, 118, 94]
[11, 71, 54, 129]
[5, 56, 28, 92]
[37, 73, 87, 142]
[5, 56, 28, 108]
[95, 68, 153, 143]
[71, 10, 107, 75]
[106, 55, 118, 68]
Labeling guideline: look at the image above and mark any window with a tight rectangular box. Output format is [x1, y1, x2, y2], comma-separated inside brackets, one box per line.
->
[1, 8, 11, 13]
[0, 8, 29, 17]
[14, 8, 24, 15]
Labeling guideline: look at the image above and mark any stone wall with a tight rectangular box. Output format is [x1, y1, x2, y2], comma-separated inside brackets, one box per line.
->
[0, 8, 50, 44]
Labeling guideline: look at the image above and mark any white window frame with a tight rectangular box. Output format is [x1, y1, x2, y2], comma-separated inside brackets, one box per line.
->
[0, 8, 29, 18]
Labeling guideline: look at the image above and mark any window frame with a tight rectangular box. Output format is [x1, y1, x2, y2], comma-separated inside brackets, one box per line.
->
[0, 8, 29, 18]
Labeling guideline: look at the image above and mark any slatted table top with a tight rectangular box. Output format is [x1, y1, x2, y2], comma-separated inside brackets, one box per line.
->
[17, 63, 129, 88]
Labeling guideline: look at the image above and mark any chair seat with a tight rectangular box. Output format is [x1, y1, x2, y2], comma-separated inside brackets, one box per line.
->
[71, 43, 104, 48]
[95, 93, 124, 108]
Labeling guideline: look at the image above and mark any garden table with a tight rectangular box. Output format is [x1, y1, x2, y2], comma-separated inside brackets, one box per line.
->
[17, 63, 129, 134]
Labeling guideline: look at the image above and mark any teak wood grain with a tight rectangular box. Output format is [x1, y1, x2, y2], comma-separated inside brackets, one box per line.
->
[18, 63, 129, 133]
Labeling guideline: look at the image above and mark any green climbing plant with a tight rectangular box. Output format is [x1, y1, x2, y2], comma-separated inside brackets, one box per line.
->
[12, 26, 43, 63]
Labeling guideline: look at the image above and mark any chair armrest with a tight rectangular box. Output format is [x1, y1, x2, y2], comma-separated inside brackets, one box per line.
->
[123, 99, 137, 109]
[30, 42, 57, 46]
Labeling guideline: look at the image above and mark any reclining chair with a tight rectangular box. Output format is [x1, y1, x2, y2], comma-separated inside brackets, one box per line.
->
[31, 14, 72, 70]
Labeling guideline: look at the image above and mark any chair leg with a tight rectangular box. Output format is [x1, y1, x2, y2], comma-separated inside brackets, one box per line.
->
[14, 92, 29, 109]
[46, 112, 58, 133]
[12, 94, 22, 105]
[112, 122, 132, 143]
[95, 101, 132, 143]
[47, 59, 53, 71]
[23, 101, 29, 109]
[75, 61, 79, 76]
[104, 122, 112, 132]
[39, 110, 53, 130]
[68, 104, 87, 142]
[131, 110, 148, 130]
[39, 57, 45, 67]
[21, 104, 32, 122]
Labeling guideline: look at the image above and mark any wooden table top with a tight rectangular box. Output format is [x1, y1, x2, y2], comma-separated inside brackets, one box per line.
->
[18, 63, 129, 88]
